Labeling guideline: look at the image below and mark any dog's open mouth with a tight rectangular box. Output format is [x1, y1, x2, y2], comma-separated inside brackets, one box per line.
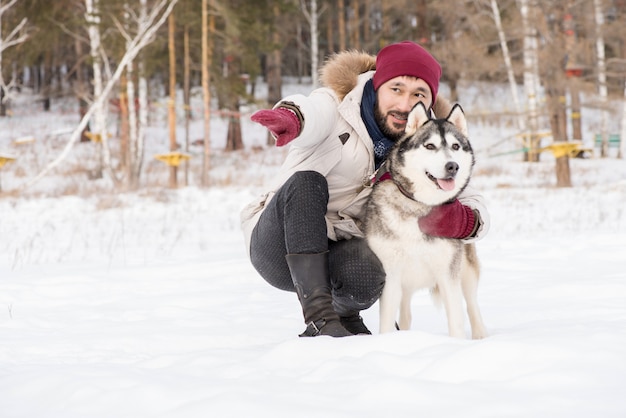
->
[427, 172, 456, 191]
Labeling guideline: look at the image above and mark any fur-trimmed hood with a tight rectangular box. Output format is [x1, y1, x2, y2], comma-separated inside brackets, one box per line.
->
[318, 50, 451, 117]
[319, 50, 376, 101]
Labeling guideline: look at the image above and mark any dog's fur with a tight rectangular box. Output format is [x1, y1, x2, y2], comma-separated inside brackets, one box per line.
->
[365, 103, 487, 339]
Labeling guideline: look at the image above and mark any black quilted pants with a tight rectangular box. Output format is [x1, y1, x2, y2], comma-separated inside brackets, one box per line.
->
[249, 170, 385, 314]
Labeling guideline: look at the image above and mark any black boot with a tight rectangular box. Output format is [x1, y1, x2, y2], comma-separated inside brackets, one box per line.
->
[340, 313, 371, 335]
[333, 299, 372, 335]
[286, 252, 352, 337]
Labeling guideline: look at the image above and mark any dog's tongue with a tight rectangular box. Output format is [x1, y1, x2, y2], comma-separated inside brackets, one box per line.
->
[437, 178, 455, 191]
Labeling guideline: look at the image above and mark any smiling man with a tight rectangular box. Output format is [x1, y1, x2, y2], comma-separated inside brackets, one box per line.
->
[240, 41, 490, 338]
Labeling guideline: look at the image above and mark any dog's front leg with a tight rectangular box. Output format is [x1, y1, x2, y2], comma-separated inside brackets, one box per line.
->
[462, 273, 488, 339]
[397, 292, 413, 330]
[437, 276, 466, 338]
[379, 278, 402, 333]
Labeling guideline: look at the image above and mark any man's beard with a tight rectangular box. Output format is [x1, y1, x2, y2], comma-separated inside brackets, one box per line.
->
[374, 106, 407, 142]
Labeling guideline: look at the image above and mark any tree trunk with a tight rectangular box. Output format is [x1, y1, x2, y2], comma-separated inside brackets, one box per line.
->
[569, 78, 582, 141]
[268, 3, 282, 104]
[350, 0, 360, 50]
[183, 23, 191, 186]
[546, 84, 571, 187]
[266, 2, 282, 145]
[75, 36, 90, 142]
[42, 50, 52, 111]
[26, 0, 178, 190]
[301, 0, 320, 87]
[617, 81, 626, 158]
[520, 0, 540, 162]
[381, 0, 390, 45]
[544, 7, 571, 187]
[415, 0, 428, 45]
[594, 0, 609, 158]
[119, 73, 129, 170]
[326, 1, 334, 54]
[136, 61, 147, 189]
[0, 3, 29, 118]
[491, 0, 524, 132]
[168, 13, 177, 188]
[338, 0, 346, 50]
[125, 5, 138, 190]
[201, 0, 214, 187]
[86, 0, 106, 179]
[363, 0, 371, 47]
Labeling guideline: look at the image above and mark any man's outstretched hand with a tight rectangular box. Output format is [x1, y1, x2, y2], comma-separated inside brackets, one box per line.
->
[251, 108, 301, 146]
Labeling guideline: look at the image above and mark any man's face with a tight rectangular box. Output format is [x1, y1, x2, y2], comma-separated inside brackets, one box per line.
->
[375, 76, 433, 141]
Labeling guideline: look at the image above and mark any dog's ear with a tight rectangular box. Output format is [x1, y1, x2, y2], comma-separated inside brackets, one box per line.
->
[446, 104, 468, 136]
[405, 102, 430, 137]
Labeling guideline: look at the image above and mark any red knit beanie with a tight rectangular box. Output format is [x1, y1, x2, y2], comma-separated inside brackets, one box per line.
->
[372, 41, 442, 102]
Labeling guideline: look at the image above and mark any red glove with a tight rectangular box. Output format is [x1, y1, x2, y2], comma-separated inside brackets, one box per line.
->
[418, 199, 477, 239]
[251, 107, 301, 146]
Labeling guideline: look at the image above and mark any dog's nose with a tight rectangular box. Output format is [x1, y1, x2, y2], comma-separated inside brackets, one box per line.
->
[445, 161, 459, 177]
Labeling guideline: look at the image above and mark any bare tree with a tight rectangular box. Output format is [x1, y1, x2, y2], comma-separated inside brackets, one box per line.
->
[168, 11, 177, 188]
[201, 0, 214, 186]
[0, 0, 30, 116]
[490, 0, 524, 132]
[349, 0, 360, 50]
[338, 0, 346, 50]
[594, 0, 609, 158]
[519, 0, 541, 161]
[301, 0, 321, 87]
[618, 75, 626, 158]
[85, 0, 108, 179]
[25, 0, 179, 190]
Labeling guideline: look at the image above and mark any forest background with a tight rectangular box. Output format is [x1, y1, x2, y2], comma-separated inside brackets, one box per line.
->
[0, 0, 625, 195]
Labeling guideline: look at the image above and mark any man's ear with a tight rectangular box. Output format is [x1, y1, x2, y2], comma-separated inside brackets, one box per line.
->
[405, 102, 430, 137]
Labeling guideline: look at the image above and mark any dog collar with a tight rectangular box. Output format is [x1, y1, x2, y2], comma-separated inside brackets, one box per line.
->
[374, 169, 416, 201]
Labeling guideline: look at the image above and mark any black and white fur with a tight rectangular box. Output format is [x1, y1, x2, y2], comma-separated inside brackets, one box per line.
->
[365, 103, 487, 339]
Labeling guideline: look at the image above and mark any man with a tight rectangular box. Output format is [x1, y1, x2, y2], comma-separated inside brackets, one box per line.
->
[241, 41, 490, 337]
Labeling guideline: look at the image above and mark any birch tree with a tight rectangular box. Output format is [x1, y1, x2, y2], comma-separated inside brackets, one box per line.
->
[519, 0, 541, 161]
[125, 0, 149, 190]
[490, 0, 524, 132]
[85, 0, 107, 179]
[617, 77, 626, 158]
[593, 0, 609, 158]
[301, 0, 321, 87]
[0, 0, 30, 116]
[25, 0, 179, 190]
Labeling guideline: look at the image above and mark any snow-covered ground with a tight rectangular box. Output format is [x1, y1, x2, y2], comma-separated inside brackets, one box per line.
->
[1, 80, 625, 417]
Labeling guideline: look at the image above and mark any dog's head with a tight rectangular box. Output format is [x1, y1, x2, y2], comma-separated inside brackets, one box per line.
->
[387, 102, 474, 206]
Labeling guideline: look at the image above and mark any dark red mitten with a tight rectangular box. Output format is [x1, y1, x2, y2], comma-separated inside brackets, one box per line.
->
[251, 108, 301, 146]
[418, 199, 477, 239]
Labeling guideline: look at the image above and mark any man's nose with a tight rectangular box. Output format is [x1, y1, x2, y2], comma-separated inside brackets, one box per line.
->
[398, 95, 415, 112]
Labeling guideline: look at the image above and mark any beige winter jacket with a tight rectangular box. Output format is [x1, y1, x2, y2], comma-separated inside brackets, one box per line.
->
[240, 51, 490, 255]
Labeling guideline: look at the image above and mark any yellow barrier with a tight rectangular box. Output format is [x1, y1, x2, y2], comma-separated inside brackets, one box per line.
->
[538, 141, 591, 158]
[84, 132, 113, 142]
[154, 152, 192, 167]
[0, 154, 16, 168]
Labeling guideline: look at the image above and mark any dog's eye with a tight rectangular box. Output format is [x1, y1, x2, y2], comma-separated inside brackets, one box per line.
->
[451, 143, 460, 150]
[424, 144, 436, 150]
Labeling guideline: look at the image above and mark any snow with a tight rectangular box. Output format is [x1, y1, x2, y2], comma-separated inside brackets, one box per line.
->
[1, 79, 626, 417]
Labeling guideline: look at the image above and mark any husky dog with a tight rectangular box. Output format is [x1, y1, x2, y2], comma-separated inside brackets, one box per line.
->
[365, 103, 487, 339]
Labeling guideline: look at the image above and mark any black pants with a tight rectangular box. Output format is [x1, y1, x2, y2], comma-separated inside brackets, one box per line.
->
[250, 171, 385, 314]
